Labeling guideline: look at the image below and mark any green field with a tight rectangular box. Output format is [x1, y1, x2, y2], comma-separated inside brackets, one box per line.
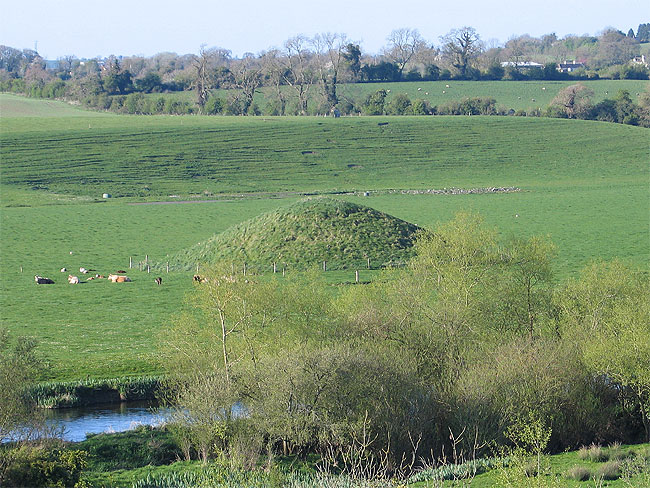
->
[0, 94, 648, 380]
[154, 79, 650, 113]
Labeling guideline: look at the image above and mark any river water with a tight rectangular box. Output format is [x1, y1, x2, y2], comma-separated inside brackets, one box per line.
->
[44, 402, 170, 442]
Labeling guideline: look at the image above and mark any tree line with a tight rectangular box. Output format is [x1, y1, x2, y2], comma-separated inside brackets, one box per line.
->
[1, 23, 649, 116]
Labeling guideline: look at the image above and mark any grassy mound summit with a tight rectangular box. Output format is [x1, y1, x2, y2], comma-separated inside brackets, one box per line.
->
[162, 198, 420, 271]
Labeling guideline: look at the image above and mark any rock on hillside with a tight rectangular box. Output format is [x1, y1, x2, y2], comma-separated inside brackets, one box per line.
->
[162, 197, 421, 271]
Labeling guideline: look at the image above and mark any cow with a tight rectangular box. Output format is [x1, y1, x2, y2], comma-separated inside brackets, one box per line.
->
[68, 275, 80, 284]
[108, 274, 132, 283]
[60, 267, 67, 272]
[155, 277, 163, 285]
[35, 275, 54, 284]
[79, 267, 88, 274]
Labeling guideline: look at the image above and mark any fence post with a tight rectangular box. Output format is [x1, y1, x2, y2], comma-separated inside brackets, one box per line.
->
[273, 262, 277, 273]
[323, 261, 327, 272]
[196, 263, 199, 274]
[147, 264, 150, 274]
[355, 270, 359, 283]
[282, 265, 286, 277]
[367, 257, 370, 269]
[166, 262, 169, 273]
[129, 257, 132, 269]
[243, 263, 247, 276]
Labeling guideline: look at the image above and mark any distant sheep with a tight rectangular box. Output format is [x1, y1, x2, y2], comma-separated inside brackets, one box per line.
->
[68, 275, 79, 284]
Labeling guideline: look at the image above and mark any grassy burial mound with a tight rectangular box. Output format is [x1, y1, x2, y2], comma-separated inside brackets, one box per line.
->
[160, 197, 420, 272]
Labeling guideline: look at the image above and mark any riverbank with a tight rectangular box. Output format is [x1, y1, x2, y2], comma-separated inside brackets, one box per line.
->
[28, 376, 163, 409]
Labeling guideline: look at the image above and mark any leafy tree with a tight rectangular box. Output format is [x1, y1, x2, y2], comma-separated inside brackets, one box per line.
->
[135, 71, 163, 93]
[558, 261, 650, 440]
[342, 43, 362, 81]
[636, 23, 650, 42]
[362, 89, 387, 115]
[0, 329, 43, 443]
[385, 93, 412, 115]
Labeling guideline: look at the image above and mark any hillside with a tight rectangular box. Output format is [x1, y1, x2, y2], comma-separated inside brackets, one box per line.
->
[1, 112, 647, 201]
[161, 197, 420, 271]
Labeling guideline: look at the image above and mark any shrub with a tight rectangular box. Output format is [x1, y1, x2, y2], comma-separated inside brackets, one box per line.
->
[586, 444, 608, 462]
[0, 443, 88, 488]
[565, 465, 591, 481]
[595, 460, 621, 480]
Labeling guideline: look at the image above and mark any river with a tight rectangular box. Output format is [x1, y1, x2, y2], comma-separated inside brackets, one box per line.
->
[44, 402, 170, 442]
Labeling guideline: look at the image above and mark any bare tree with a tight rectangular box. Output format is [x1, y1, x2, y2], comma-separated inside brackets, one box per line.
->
[260, 49, 289, 115]
[312, 32, 348, 111]
[384, 28, 426, 79]
[440, 27, 483, 78]
[230, 54, 263, 115]
[192, 46, 231, 112]
[283, 35, 314, 115]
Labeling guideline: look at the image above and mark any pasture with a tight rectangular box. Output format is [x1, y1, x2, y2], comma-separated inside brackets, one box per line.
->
[0, 94, 648, 381]
[153, 79, 650, 112]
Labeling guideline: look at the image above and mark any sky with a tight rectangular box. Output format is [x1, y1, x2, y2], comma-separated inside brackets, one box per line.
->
[1, 0, 648, 59]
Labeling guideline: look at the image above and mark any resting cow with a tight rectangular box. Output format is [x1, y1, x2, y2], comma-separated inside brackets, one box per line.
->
[68, 275, 79, 284]
[108, 274, 132, 283]
[35, 275, 54, 284]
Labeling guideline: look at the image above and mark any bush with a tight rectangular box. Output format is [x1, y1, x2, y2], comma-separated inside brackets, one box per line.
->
[565, 465, 591, 481]
[0, 443, 88, 488]
[596, 460, 621, 480]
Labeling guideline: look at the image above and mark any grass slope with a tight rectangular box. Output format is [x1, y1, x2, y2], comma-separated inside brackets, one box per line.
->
[0, 99, 647, 380]
[1, 113, 647, 200]
[0, 93, 109, 118]
[162, 197, 420, 271]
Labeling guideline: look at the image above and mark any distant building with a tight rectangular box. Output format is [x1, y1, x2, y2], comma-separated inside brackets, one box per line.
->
[557, 60, 585, 73]
[631, 54, 649, 68]
[500, 61, 545, 70]
[44, 59, 59, 70]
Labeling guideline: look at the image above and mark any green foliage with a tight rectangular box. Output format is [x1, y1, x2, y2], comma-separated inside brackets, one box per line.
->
[78, 426, 181, 471]
[362, 89, 387, 115]
[0, 443, 88, 488]
[0, 328, 43, 442]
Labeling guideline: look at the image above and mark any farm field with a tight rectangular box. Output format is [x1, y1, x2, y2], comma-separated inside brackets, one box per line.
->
[0, 94, 648, 381]
[151, 79, 650, 113]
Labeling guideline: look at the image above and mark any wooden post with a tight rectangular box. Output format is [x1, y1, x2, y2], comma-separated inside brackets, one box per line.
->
[196, 263, 199, 274]
[166, 262, 169, 273]
[355, 270, 359, 283]
[231, 263, 235, 275]
[273, 262, 277, 273]
[243, 263, 247, 276]
[20, 266, 23, 273]
[145, 255, 148, 267]
[282, 265, 285, 277]
[367, 257, 370, 269]
[147, 264, 150, 274]
[129, 257, 132, 269]
[323, 261, 327, 272]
